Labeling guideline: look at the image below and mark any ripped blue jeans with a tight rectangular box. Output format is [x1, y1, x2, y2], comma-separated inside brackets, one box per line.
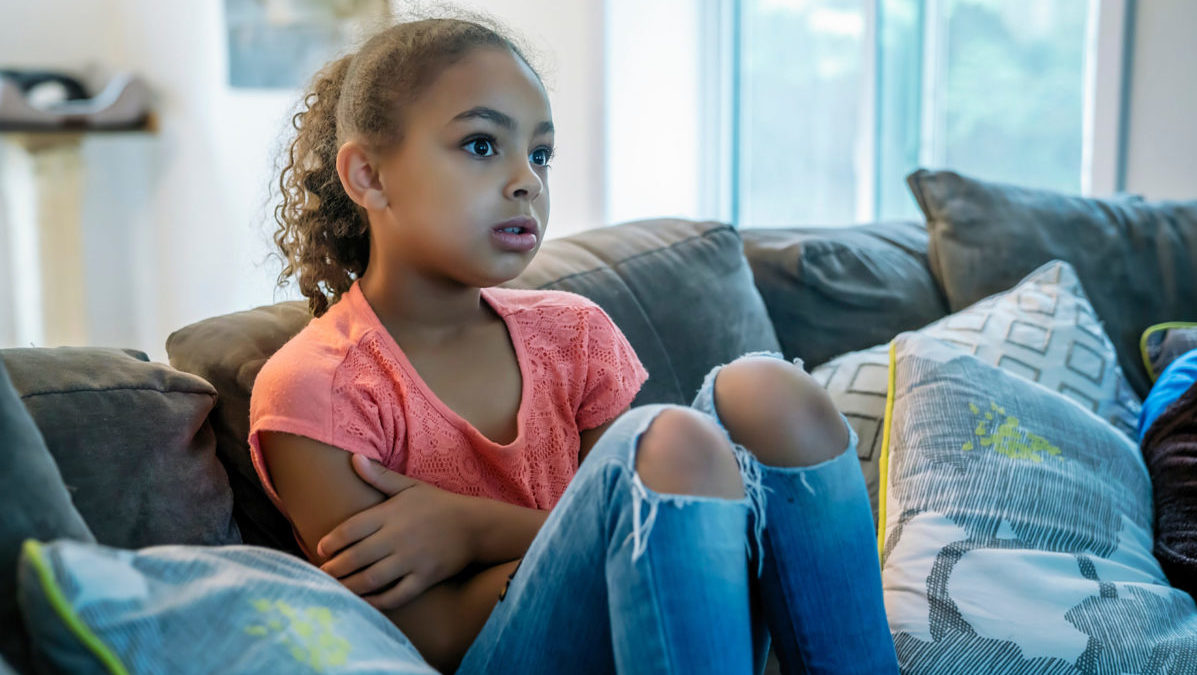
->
[457, 353, 897, 674]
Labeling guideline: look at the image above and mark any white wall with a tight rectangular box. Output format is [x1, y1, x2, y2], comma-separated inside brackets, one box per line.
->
[1122, 0, 1197, 200]
[605, 1, 706, 224]
[0, 0, 605, 361]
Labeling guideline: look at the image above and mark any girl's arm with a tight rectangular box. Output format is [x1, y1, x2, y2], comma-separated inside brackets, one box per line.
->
[316, 409, 625, 571]
[260, 414, 624, 668]
[258, 431, 512, 671]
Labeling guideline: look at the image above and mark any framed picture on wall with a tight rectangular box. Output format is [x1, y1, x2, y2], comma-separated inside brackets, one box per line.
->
[225, 0, 390, 89]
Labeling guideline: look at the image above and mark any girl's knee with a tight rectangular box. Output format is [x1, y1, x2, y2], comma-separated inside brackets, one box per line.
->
[635, 408, 744, 500]
[713, 356, 848, 467]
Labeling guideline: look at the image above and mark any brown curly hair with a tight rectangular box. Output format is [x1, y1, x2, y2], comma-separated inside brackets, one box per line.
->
[272, 14, 541, 317]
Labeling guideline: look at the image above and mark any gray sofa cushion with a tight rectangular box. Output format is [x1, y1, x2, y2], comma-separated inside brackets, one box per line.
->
[0, 358, 95, 673]
[0, 348, 238, 552]
[741, 221, 948, 369]
[168, 218, 779, 553]
[504, 219, 782, 404]
[167, 303, 312, 554]
[908, 168, 1197, 397]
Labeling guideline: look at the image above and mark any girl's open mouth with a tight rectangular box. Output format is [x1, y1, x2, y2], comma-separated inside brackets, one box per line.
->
[491, 218, 539, 252]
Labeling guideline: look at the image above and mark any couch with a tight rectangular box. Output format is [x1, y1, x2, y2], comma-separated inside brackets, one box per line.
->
[3, 169, 1196, 673]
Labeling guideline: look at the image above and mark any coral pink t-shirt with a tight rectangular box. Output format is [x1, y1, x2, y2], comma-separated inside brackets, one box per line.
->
[248, 281, 648, 518]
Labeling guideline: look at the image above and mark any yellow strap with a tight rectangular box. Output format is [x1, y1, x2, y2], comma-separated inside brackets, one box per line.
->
[877, 339, 898, 560]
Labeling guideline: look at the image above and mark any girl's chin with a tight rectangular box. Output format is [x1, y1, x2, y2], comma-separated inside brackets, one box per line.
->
[470, 254, 539, 287]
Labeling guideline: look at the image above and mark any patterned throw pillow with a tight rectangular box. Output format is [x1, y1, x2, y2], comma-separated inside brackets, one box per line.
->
[906, 168, 1197, 398]
[18, 540, 436, 674]
[810, 260, 1141, 518]
[880, 332, 1197, 671]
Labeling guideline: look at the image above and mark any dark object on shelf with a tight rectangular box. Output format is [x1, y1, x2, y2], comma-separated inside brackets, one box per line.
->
[0, 69, 151, 132]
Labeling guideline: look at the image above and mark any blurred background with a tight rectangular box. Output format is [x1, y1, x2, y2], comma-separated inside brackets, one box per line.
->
[0, 0, 1193, 361]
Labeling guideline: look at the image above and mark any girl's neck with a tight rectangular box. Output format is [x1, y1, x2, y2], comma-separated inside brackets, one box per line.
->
[358, 268, 495, 347]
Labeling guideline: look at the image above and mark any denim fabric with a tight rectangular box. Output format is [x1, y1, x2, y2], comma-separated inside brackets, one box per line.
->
[1139, 349, 1197, 441]
[459, 352, 897, 674]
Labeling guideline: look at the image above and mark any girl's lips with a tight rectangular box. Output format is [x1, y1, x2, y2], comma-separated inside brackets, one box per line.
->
[491, 227, 538, 252]
[492, 216, 539, 238]
[490, 216, 540, 253]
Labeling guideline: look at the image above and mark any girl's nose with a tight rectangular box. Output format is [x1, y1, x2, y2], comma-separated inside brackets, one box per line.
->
[506, 160, 543, 202]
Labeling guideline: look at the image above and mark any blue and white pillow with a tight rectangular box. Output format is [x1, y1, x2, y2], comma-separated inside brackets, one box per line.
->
[18, 540, 436, 674]
[813, 260, 1142, 519]
[879, 332, 1197, 672]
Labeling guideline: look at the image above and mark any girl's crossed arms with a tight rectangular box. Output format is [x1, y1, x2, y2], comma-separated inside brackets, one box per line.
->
[258, 417, 616, 671]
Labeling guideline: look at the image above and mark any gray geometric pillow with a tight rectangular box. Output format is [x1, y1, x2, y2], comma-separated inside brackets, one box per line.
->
[811, 260, 1142, 519]
[881, 332, 1197, 671]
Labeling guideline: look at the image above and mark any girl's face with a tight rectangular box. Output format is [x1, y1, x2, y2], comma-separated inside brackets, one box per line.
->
[371, 47, 553, 288]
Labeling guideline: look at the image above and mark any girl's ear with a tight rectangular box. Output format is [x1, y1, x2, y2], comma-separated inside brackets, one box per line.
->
[336, 140, 389, 211]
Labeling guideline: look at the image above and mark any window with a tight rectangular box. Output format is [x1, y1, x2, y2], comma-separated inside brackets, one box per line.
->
[605, 0, 1133, 227]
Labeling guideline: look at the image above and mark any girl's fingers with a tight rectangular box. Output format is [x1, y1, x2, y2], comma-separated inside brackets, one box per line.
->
[317, 510, 383, 560]
[319, 534, 392, 579]
[365, 572, 430, 611]
[338, 554, 409, 596]
[351, 454, 421, 496]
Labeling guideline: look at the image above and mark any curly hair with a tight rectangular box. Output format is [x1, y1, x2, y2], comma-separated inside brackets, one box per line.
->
[272, 14, 540, 317]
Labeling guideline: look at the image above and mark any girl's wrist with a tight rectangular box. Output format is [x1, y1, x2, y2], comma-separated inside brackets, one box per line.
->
[455, 493, 487, 561]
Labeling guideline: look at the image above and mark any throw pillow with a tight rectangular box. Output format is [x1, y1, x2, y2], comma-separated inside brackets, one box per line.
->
[0, 358, 94, 673]
[1141, 322, 1197, 383]
[811, 260, 1141, 519]
[18, 539, 437, 674]
[880, 332, 1197, 671]
[907, 168, 1197, 398]
[167, 218, 780, 553]
[740, 220, 949, 370]
[166, 302, 312, 555]
[0, 347, 238, 550]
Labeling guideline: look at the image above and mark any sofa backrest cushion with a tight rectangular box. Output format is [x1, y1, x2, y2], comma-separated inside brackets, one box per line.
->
[502, 218, 781, 404]
[741, 220, 948, 370]
[0, 357, 95, 673]
[166, 218, 780, 553]
[166, 303, 311, 554]
[907, 168, 1197, 398]
[0, 347, 238, 552]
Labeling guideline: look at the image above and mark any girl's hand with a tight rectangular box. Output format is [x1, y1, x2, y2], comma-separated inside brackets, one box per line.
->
[316, 454, 477, 609]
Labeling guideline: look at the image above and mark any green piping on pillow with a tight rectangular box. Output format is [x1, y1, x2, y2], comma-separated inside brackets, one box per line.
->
[877, 339, 898, 559]
[1140, 322, 1197, 383]
[20, 539, 129, 675]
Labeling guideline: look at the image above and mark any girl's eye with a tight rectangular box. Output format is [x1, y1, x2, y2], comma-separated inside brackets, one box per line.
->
[464, 137, 497, 157]
[530, 147, 554, 167]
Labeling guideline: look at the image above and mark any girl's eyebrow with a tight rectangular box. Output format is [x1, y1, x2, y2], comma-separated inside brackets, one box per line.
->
[449, 106, 554, 136]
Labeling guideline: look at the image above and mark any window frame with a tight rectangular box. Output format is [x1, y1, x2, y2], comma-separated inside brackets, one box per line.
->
[605, 0, 1136, 227]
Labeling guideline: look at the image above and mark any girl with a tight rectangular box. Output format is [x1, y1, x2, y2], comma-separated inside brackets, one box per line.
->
[249, 14, 897, 675]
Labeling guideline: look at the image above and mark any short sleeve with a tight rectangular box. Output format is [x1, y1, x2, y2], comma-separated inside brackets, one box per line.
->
[575, 304, 650, 430]
[247, 346, 393, 509]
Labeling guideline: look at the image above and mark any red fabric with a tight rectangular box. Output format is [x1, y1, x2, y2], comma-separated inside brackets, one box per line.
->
[248, 281, 648, 518]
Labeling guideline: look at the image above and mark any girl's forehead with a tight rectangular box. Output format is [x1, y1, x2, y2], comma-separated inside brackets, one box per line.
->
[416, 48, 551, 128]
